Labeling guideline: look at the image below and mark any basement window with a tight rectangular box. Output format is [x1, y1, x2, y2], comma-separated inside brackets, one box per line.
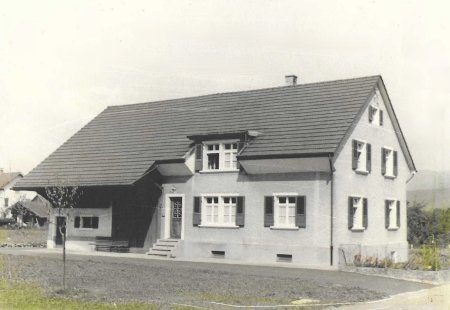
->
[277, 254, 292, 262]
[211, 250, 225, 257]
[74, 216, 99, 229]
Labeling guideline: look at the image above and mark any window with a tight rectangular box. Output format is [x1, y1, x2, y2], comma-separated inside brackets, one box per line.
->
[369, 90, 384, 126]
[276, 196, 296, 227]
[382, 147, 398, 178]
[74, 216, 99, 229]
[385, 200, 400, 230]
[348, 196, 368, 231]
[352, 140, 371, 173]
[205, 144, 220, 170]
[200, 195, 243, 227]
[203, 142, 239, 171]
[264, 195, 306, 228]
[369, 105, 378, 124]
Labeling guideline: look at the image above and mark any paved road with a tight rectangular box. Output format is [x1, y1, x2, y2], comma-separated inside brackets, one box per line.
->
[0, 248, 436, 309]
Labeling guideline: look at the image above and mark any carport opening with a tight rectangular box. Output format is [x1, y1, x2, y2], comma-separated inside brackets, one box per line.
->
[211, 250, 225, 257]
[277, 253, 292, 262]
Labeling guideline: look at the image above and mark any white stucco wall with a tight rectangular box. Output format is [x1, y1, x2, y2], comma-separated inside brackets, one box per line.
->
[47, 207, 112, 251]
[161, 171, 332, 267]
[333, 88, 411, 263]
[0, 175, 35, 217]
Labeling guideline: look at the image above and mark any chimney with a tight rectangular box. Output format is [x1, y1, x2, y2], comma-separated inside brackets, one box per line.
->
[285, 75, 297, 86]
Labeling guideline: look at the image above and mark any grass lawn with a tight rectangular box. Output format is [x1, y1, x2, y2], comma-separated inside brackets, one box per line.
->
[0, 278, 157, 310]
[0, 227, 47, 245]
[0, 249, 162, 310]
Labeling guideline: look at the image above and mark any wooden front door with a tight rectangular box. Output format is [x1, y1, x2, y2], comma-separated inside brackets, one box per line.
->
[170, 197, 182, 239]
[55, 216, 66, 246]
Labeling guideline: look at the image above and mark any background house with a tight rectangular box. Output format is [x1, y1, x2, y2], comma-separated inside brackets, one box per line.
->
[0, 170, 39, 219]
[7, 194, 50, 228]
[0, 170, 24, 217]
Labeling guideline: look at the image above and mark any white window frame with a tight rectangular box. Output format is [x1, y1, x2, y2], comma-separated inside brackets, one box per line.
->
[369, 104, 379, 125]
[355, 140, 368, 173]
[383, 146, 395, 177]
[351, 196, 364, 231]
[272, 193, 298, 229]
[74, 215, 99, 230]
[202, 140, 239, 172]
[386, 199, 399, 230]
[199, 193, 239, 228]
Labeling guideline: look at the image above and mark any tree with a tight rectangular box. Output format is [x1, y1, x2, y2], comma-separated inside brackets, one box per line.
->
[408, 201, 450, 247]
[45, 183, 82, 290]
[10, 194, 29, 228]
[407, 201, 429, 246]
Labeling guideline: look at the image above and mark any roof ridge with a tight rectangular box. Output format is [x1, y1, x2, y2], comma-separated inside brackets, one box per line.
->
[107, 75, 381, 109]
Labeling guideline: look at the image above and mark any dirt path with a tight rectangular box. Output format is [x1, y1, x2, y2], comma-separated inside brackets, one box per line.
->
[336, 284, 450, 310]
[0, 249, 434, 309]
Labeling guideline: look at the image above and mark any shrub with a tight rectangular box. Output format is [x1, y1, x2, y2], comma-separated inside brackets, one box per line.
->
[417, 243, 441, 271]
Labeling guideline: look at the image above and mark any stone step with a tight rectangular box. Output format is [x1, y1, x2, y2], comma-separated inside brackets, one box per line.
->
[155, 241, 178, 247]
[152, 245, 173, 251]
[148, 239, 180, 258]
[156, 239, 180, 243]
[147, 249, 170, 256]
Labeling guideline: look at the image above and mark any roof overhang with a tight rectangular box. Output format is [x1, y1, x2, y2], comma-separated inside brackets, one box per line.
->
[187, 130, 260, 142]
[238, 152, 333, 174]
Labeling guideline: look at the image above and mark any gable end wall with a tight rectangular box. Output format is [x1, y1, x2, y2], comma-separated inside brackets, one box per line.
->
[333, 89, 410, 263]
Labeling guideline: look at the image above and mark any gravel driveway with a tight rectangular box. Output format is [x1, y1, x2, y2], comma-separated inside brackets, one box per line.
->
[0, 249, 433, 309]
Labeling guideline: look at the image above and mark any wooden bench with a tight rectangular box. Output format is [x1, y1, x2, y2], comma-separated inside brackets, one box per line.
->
[93, 237, 129, 252]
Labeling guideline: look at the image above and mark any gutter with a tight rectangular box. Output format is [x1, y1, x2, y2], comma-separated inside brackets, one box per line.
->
[328, 155, 336, 266]
[237, 152, 334, 161]
[406, 170, 417, 184]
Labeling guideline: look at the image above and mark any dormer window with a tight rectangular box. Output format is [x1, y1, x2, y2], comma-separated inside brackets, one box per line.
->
[188, 131, 252, 172]
[205, 144, 220, 170]
[352, 140, 371, 174]
[202, 141, 239, 171]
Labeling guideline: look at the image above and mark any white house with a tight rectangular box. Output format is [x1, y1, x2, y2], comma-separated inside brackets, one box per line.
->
[0, 170, 24, 217]
[15, 75, 416, 268]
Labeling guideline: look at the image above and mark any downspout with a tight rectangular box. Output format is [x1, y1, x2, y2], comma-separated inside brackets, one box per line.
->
[328, 154, 336, 266]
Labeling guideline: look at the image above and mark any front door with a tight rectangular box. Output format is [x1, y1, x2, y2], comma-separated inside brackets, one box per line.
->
[170, 197, 182, 239]
[55, 216, 66, 246]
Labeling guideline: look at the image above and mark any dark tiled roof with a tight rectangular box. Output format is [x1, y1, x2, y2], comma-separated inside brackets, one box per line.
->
[0, 172, 23, 189]
[9, 199, 50, 218]
[17, 76, 383, 188]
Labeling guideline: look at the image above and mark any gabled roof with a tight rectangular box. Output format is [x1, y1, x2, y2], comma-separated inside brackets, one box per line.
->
[9, 198, 50, 218]
[0, 172, 23, 189]
[15, 75, 414, 189]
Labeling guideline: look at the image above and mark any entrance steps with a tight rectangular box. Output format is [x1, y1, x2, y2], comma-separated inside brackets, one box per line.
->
[146, 239, 180, 258]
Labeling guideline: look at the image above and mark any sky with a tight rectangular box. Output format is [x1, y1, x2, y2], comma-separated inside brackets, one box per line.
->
[0, 0, 449, 174]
